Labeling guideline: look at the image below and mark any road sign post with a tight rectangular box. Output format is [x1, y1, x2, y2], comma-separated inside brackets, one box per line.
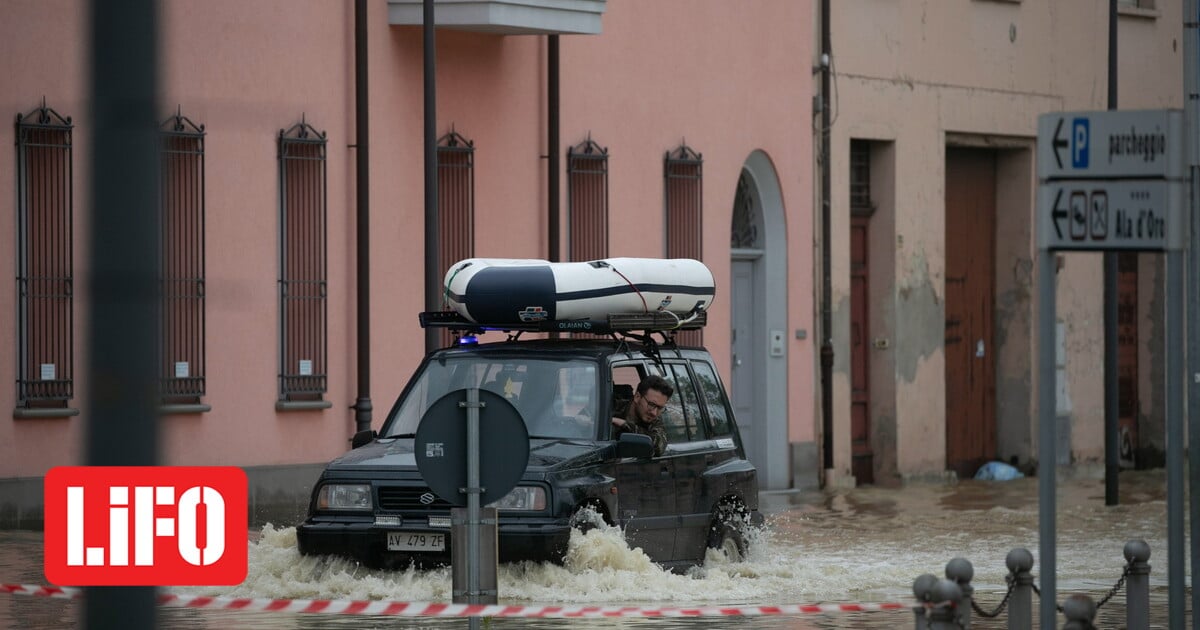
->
[415, 388, 530, 606]
[1036, 108, 1188, 629]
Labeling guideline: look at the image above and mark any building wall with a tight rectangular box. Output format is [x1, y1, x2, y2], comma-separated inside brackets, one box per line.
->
[828, 0, 1182, 480]
[0, 0, 817, 523]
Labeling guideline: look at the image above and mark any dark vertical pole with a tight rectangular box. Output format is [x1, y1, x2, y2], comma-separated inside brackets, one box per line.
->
[423, 0, 439, 352]
[1036, 250, 1058, 630]
[819, 0, 835, 477]
[1104, 0, 1119, 506]
[353, 0, 373, 434]
[1184, 2, 1200, 628]
[86, 0, 159, 628]
[548, 35, 560, 263]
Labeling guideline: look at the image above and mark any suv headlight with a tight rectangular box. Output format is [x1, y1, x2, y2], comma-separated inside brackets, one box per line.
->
[316, 483, 373, 510]
[487, 486, 546, 511]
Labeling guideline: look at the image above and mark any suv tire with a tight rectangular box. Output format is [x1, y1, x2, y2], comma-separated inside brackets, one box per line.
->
[706, 509, 748, 563]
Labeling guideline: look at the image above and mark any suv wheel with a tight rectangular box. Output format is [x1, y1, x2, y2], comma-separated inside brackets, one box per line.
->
[569, 503, 607, 535]
[705, 508, 749, 563]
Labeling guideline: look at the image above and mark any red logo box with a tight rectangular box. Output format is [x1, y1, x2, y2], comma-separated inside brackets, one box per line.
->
[44, 466, 248, 586]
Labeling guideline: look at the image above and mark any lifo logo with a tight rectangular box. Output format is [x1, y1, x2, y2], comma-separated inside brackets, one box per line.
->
[43, 466, 248, 586]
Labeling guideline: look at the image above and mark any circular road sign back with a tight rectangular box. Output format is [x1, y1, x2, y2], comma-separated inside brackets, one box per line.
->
[414, 388, 530, 507]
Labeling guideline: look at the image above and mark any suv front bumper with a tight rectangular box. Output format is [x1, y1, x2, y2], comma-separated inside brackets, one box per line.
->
[296, 516, 574, 568]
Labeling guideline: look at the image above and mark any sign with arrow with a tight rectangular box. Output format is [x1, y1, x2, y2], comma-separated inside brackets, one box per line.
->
[1037, 109, 1183, 180]
[1037, 180, 1183, 250]
[1037, 109, 1185, 251]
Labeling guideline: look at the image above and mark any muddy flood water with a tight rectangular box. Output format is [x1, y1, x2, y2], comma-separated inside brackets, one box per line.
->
[0, 468, 1187, 629]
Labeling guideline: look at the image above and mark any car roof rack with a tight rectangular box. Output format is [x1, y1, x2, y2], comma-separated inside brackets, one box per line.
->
[419, 309, 707, 338]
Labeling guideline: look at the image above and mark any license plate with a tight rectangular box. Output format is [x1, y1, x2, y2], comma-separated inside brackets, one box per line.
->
[387, 532, 445, 552]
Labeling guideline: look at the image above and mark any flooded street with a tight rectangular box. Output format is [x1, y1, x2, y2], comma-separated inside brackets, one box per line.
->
[1, 468, 1187, 629]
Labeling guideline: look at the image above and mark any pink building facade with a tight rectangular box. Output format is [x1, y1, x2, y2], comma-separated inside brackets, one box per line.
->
[0, 0, 817, 526]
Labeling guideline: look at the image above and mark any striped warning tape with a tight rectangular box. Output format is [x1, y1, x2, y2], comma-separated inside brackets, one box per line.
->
[2, 583, 908, 617]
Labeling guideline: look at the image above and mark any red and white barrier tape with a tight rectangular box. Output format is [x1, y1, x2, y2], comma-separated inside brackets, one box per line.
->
[2, 583, 907, 617]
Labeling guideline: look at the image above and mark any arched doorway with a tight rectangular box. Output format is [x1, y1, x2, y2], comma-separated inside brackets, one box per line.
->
[729, 151, 789, 489]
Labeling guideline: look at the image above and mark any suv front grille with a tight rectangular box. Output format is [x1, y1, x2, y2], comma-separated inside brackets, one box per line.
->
[378, 486, 454, 512]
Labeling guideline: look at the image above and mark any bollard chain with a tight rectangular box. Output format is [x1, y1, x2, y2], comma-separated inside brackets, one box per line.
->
[1093, 564, 1130, 609]
[1030, 582, 1066, 613]
[971, 573, 1016, 618]
[1030, 563, 1129, 614]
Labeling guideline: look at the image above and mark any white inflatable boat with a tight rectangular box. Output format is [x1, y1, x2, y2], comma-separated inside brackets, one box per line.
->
[442, 258, 715, 327]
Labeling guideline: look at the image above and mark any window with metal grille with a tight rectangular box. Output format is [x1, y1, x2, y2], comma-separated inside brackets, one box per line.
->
[664, 143, 703, 347]
[567, 136, 608, 262]
[159, 109, 207, 408]
[15, 102, 75, 415]
[850, 139, 873, 214]
[437, 129, 474, 348]
[277, 118, 329, 405]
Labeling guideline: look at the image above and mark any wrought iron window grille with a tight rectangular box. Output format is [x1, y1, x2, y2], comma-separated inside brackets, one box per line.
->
[850, 139, 875, 216]
[277, 116, 329, 403]
[159, 107, 207, 406]
[664, 142, 704, 347]
[437, 127, 475, 348]
[567, 134, 609, 263]
[15, 99, 75, 412]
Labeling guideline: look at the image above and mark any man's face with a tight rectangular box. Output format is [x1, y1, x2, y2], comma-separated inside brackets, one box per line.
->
[634, 388, 669, 422]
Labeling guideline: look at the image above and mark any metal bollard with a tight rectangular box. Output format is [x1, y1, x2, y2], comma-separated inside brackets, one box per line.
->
[927, 579, 964, 630]
[1124, 539, 1151, 630]
[1060, 594, 1096, 629]
[913, 573, 939, 629]
[1006, 548, 1034, 630]
[945, 557, 974, 629]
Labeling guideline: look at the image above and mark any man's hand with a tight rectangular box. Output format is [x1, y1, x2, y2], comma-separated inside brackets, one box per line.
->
[611, 417, 627, 428]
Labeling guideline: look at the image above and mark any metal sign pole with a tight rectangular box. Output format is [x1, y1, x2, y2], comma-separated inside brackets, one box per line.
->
[1036, 248, 1058, 630]
[1166, 251, 1186, 629]
[1183, 1, 1200, 628]
[465, 387, 482, 604]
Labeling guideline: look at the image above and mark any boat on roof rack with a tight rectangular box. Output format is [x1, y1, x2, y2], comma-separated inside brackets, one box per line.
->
[423, 257, 715, 336]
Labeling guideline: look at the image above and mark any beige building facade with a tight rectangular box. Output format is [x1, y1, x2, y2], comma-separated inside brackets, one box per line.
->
[823, 0, 1184, 485]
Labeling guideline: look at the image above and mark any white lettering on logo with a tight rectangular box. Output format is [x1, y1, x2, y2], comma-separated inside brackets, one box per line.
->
[64, 485, 227, 567]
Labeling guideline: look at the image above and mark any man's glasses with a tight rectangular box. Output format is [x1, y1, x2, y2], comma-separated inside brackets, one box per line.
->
[640, 396, 666, 412]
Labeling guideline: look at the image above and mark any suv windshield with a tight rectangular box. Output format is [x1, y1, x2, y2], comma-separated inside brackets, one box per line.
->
[382, 356, 600, 440]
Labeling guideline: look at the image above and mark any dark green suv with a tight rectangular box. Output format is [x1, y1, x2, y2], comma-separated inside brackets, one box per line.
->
[296, 312, 761, 572]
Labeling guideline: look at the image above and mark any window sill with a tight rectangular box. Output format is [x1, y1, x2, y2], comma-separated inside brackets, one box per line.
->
[161, 403, 212, 415]
[276, 400, 333, 412]
[388, 0, 607, 35]
[14, 407, 80, 419]
[1118, 5, 1158, 19]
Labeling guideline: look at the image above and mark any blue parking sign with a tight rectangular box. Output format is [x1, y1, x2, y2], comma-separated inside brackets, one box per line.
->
[1071, 117, 1089, 168]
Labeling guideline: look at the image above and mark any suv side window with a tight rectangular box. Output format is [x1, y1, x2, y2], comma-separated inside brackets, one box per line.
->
[611, 364, 643, 419]
[692, 361, 733, 436]
[647, 362, 705, 443]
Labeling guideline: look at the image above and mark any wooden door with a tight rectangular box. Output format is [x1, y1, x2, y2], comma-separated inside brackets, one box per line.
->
[1117, 253, 1139, 467]
[944, 148, 997, 478]
[850, 216, 874, 483]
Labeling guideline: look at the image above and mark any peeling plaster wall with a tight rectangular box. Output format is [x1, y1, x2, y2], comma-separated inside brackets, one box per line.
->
[1057, 255, 1106, 463]
[866, 142, 898, 481]
[1138, 255, 1166, 464]
[994, 148, 1035, 465]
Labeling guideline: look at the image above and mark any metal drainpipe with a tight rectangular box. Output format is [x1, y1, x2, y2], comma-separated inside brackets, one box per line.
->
[1103, 0, 1119, 507]
[819, 0, 835, 480]
[423, 0, 439, 353]
[353, 0, 373, 434]
[549, 35, 560, 263]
